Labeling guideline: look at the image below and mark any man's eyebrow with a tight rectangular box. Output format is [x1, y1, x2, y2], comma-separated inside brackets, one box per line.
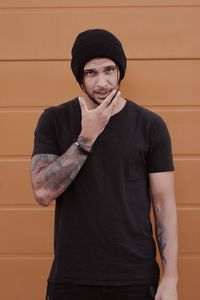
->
[104, 64, 116, 68]
[84, 64, 116, 71]
[83, 67, 96, 71]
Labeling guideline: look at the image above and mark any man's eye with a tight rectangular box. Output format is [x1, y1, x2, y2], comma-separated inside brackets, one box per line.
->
[84, 70, 94, 76]
[106, 67, 115, 73]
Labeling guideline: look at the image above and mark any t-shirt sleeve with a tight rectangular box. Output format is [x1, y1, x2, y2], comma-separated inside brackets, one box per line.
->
[146, 116, 174, 173]
[32, 108, 60, 157]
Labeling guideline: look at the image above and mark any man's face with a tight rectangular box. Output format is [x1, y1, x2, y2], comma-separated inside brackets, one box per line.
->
[82, 58, 119, 105]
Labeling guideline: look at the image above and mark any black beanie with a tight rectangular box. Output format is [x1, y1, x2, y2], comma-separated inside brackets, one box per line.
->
[71, 29, 127, 83]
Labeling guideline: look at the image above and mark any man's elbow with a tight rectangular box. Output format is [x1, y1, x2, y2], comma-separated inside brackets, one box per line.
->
[33, 189, 53, 207]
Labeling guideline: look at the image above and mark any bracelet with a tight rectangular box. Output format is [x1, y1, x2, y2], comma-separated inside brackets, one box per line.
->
[75, 141, 93, 155]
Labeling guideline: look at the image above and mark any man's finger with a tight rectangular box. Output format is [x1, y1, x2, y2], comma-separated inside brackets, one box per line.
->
[105, 91, 121, 113]
[97, 89, 117, 111]
[155, 293, 161, 300]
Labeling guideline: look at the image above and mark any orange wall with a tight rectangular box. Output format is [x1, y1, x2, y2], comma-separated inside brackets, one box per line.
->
[0, 1, 200, 299]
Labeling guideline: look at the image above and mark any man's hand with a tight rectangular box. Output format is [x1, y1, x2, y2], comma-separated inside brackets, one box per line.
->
[78, 89, 121, 149]
[155, 277, 178, 300]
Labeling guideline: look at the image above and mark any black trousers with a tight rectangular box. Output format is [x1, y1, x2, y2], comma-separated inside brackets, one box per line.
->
[46, 282, 158, 300]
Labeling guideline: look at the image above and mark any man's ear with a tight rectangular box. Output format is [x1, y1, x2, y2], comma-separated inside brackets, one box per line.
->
[117, 68, 121, 86]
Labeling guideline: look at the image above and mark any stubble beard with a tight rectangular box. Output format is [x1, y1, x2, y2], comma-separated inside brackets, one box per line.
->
[83, 85, 120, 106]
[81, 69, 120, 106]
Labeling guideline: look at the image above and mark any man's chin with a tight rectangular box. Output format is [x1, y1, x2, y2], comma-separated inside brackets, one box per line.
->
[96, 97, 106, 103]
[85, 92, 110, 105]
[88, 95, 104, 105]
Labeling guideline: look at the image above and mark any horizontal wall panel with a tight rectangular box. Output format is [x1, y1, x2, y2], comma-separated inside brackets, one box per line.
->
[0, 111, 40, 156]
[174, 159, 200, 204]
[155, 110, 200, 155]
[178, 209, 200, 254]
[178, 257, 200, 300]
[126, 60, 200, 107]
[0, 159, 199, 205]
[0, 7, 200, 59]
[1, 60, 200, 107]
[0, 110, 200, 156]
[1, 0, 200, 8]
[0, 208, 199, 254]
[0, 210, 54, 254]
[0, 160, 35, 205]
[0, 257, 51, 300]
[0, 61, 75, 107]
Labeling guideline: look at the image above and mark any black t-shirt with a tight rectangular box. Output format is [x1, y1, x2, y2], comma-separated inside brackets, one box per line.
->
[32, 98, 174, 286]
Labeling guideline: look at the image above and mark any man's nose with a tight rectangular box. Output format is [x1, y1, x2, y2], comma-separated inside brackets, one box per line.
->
[96, 74, 107, 87]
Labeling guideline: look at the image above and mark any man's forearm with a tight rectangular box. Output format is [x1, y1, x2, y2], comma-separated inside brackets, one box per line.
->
[31, 137, 91, 206]
[154, 198, 178, 280]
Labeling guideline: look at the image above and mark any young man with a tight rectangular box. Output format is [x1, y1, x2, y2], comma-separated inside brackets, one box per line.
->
[31, 29, 178, 300]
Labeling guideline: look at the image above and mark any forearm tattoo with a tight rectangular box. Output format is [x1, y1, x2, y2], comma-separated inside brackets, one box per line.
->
[43, 152, 82, 191]
[154, 205, 167, 265]
[31, 137, 90, 197]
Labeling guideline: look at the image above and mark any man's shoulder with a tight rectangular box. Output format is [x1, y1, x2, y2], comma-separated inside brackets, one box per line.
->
[46, 97, 78, 113]
[41, 98, 79, 120]
[126, 99, 163, 124]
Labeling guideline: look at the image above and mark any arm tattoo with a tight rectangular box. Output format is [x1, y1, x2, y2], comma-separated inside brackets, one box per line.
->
[43, 151, 83, 191]
[31, 154, 58, 173]
[154, 205, 167, 265]
[31, 137, 90, 198]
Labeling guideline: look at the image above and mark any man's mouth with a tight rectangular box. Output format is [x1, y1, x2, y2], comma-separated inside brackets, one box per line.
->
[95, 91, 111, 99]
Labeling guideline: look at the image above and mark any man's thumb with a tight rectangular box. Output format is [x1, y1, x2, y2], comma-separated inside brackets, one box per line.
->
[78, 97, 88, 112]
